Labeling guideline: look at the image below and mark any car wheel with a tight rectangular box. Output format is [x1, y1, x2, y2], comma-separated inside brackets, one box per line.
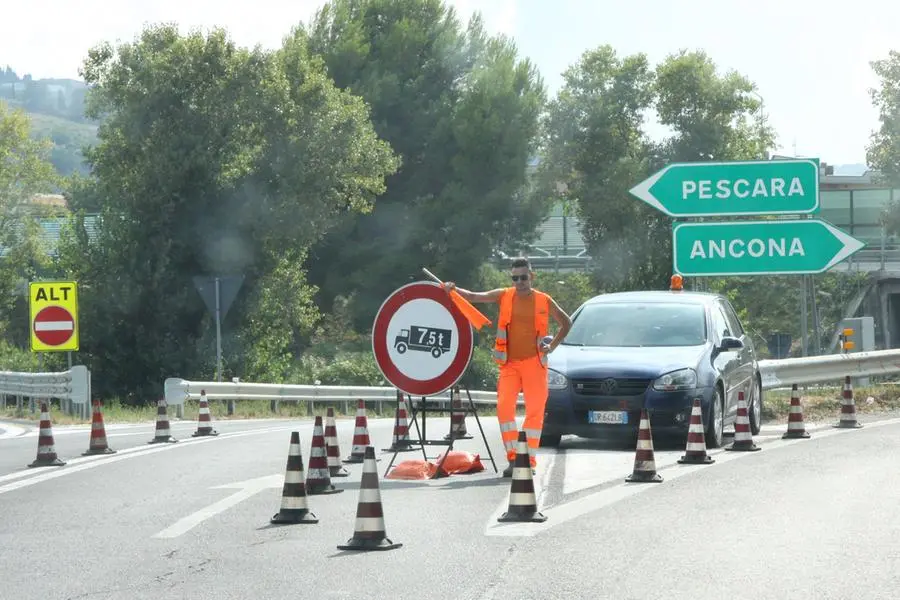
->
[705, 386, 725, 448]
[748, 376, 763, 436]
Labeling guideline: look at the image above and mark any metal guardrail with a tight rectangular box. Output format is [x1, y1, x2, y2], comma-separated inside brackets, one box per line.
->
[758, 348, 900, 389]
[166, 349, 900, 414]
[0, 365, 92, 419]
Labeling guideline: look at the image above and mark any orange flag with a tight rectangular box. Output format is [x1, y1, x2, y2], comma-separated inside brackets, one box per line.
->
[422, 268, 493, 331]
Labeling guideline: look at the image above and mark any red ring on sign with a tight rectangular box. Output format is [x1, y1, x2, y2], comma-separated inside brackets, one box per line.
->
[372, 282, 474, 397]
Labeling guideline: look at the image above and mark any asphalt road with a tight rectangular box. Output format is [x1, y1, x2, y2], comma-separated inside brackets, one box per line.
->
[1, 409, 899, 599]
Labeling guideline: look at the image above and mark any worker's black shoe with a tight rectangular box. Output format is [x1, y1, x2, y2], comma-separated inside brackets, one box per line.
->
[502, 462, 514, 477]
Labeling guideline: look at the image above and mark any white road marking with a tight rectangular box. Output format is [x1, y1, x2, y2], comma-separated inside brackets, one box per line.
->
[152, 474, 283, 539]
[0, 425, 299, 496]
[484, 416, 900, 537]
[0, 423, 26, 440]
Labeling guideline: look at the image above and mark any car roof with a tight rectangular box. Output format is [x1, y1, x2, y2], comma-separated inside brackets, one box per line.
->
[581, 290, 723, 307]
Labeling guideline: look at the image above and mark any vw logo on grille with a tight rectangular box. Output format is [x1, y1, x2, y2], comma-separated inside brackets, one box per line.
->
[598, 378, 618, 394]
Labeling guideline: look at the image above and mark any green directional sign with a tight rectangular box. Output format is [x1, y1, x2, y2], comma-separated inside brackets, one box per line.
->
[672, 219, 865, 276]
[630, 159, 820, 217]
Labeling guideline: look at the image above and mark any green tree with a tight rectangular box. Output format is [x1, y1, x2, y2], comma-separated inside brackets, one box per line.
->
[299, 0, 547, 327]
[867, 50, 900, 234]
[0, 101, 59, 348]
[59, 24, 398, 399]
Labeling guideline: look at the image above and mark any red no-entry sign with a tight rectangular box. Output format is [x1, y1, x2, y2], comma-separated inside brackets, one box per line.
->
[33, 305, 76, 347]
[372, 282, 474, 397]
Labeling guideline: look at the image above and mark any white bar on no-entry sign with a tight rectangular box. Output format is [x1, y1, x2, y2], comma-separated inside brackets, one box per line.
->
[34, 321, 74, 332]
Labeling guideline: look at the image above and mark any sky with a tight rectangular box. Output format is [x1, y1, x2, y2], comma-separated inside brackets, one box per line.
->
[2, 0, 898, 171]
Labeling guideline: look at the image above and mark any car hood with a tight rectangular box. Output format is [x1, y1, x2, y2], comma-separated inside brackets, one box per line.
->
[547, 344, 707, 379]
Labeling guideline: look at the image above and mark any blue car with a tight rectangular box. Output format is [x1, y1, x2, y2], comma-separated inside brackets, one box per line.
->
[540, 289, 763, 449]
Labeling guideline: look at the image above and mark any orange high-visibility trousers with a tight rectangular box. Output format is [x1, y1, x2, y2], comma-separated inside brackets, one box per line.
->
[496, 355, 548, 467]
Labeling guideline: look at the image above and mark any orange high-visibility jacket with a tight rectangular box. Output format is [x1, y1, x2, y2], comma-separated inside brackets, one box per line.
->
[492, 287, 550, 367]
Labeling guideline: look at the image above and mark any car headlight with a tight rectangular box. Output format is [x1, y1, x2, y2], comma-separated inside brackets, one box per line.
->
[652, 368, 697, 392]
[548, 369, 568, 390]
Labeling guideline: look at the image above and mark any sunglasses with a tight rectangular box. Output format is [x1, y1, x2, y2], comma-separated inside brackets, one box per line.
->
[511, 274, 530, 282]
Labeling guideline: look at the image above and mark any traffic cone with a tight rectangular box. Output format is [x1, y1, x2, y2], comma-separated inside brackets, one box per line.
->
[626, 409, 663, 482]
[148, 398, 177, 444]
[306, 416, 343, 495]
[337, 446, 402, 551]
[677, 398, 714, 465]
[82, 400, 116, 456]
[343, 400, 373, 464]
[324, 407, 350, 478]
[834, 375, 863, 429]
[498, 431, 547, 522]
[192, 390, 218, 437]
[783, 384, 811, 439]
[271, 431, 318, 524]
[444, 386, 472, 440]
[28, 401, 65, 468]
[726, 392, 761, 451]
[383, 391, 415, 452]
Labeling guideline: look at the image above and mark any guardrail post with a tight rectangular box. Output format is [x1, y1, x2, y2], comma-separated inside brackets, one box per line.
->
[16, 394, 22, 417]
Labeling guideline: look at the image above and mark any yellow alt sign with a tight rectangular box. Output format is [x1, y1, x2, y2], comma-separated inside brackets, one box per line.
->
[29, 281, 79, 352]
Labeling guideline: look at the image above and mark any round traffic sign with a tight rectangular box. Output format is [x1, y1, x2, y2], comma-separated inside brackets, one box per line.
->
[33, 305, 76, 346]
[372, 281, 474, 397]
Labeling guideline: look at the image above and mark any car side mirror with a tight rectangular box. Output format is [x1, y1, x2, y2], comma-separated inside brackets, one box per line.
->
[720, 336, 744, 352]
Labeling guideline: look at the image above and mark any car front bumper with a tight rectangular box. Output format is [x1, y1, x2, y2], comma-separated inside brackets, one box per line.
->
[543, 385, 716, 439]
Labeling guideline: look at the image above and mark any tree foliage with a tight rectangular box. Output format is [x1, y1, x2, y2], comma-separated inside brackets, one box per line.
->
[59, 24, 398, 398]
[0, 101, 59, 343]
[299, 0, 547, 327]
[535, 47, 775, 292]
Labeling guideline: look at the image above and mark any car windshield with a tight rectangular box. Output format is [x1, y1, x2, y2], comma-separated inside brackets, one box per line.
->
[562, 302, 707, 347]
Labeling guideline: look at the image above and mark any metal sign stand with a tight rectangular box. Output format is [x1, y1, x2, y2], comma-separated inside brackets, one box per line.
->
[384, 385, 497, 479]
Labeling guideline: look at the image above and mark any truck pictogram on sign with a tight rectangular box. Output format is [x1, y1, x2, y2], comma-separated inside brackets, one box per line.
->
[394, 325, 452, 359]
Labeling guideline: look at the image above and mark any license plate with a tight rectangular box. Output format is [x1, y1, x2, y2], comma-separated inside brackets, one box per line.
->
[588, 411, 629, 425]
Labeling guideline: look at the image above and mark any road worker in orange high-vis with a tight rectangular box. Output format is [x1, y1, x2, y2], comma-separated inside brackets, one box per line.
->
[442, 258, 572, 477]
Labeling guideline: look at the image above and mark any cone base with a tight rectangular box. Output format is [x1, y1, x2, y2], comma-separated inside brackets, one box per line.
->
[498, 510, 547, 523]
[148, 437, 178, 444]
[626, 472, 663, 483]
[307, 485, 344, 495]
[329, 467, 351, 478]
[343, 456, 379, 464]
[443, 433, 473, 441]
[83, 447, 117, 456]
[834, 421, 863, 429]
[782, 430, 811, 439]
[725, 442, 761, 452]
[677, 454, 714, 465]
[270, 509, 318, 525]
[337, 537, 402, 551]
[28, 457, 66, 468]
[192, 430, 219, 437]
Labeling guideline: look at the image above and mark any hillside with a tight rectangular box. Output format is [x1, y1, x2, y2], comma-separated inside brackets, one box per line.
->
[0, 66, 96, 178]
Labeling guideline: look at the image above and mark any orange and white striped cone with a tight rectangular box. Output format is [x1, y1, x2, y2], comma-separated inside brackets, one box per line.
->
[82, 400, 116, 456]
[337, 446, 402, 551]
[343, 400, 374, 464]
[28, 401, 65, 468]
[325, 408, 350, 478]
[271, 431, 318, 524]
[444, 386, 472, 440]
[677, 398, 714, 465]
[306, 416, 343, 495]
[383, 391, 415, 452]
[783, 384, 811, 439]
[834, 375, 863, 429]
[626, 409, 663, 482]
[148, 398, 177, 444]
[726, 392, 761, 451]
[192, 390, 218, 437]
[498, 431, 547, 523]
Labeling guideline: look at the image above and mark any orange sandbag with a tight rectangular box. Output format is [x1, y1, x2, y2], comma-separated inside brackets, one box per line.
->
[385, 459, 438, 480]
[433, 450, 485, 475]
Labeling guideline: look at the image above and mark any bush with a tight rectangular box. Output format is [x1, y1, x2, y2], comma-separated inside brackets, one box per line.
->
[291, 350, 386, 386]
[0, 341, 40, 371]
